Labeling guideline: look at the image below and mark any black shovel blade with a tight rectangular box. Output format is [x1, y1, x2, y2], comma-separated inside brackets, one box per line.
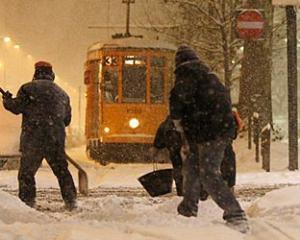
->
[138, 169, 173, 197]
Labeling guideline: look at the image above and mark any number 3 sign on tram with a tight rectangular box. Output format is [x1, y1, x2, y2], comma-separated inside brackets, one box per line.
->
[236, 9, 265, 40]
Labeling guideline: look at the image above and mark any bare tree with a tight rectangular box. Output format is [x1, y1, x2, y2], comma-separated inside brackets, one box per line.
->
[143, 0, 244, 89]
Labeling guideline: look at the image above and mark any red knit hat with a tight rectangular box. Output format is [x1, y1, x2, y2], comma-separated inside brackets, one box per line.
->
[34, 61, 52, 69]
[33, 61, 55, 81]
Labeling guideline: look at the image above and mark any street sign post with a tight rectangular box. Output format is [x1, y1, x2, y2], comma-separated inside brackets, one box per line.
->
[236, 10, 265, 39]
[273, 0, 299, 169]
[273, 0, 300, 5]
[286, 6, 298, 170]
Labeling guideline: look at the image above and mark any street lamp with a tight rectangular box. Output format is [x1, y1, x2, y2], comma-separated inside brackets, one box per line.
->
[3, 36, 11, 43]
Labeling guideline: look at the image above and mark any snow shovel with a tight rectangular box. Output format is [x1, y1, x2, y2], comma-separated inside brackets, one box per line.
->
[138, 156, 173, 197]
[138, 168, 173, 197]
[65, 154, 89, 196]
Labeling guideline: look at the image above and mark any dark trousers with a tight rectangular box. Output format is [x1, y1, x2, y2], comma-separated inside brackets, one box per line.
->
[18, 145, 77, 205]
[221, 144, 236, 188]
[181, 138, 245, 220]
[166, 131, 184, 196]
[168, 143, 236, 197]
[169, 150, 183, 196]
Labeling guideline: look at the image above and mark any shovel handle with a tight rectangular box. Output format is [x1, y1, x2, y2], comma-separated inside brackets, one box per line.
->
[65, 154, 84, 171]
[65, 153, 89, 196]
[0, 87, 5, 95]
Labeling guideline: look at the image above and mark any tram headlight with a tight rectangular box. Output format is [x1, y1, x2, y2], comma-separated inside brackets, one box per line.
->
[104, 127, 110, 133]
[129, 118, 140, 129]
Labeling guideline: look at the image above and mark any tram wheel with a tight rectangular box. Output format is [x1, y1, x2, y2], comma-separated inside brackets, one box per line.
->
[86, 143, 108, 166]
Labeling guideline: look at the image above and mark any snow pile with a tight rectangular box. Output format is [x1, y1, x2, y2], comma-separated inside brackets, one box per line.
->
[246, 186, 300, 240]
[0, 190, 48, 224]
[1, 144, 300, 239]
[0, 221, 243, 240]
[247, 185, 300, 218]
[237, 171, 300, 186]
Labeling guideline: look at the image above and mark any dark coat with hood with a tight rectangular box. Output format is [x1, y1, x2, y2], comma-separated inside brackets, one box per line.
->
[3, 73, 71, 152]
[170, 46, 236, 143]
[153, 116, 182, 150]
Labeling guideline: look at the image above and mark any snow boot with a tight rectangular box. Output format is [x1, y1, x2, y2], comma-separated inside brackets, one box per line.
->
[226, 217, 249, 234]
[177, 200, 198, 217]
[199, 190, 209, 201]
[25, 200, 36, 208]
[199, 187, 209, 201]
[65, 200, 77, 211]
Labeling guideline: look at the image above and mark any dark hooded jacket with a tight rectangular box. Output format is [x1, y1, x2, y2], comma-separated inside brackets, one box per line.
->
[153, 115, 182, 150]
[170, 61, 236, 143]
[3, 78, 71, 151]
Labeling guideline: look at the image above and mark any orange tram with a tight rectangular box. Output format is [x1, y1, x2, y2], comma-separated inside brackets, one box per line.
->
[84, 38, 176, 164]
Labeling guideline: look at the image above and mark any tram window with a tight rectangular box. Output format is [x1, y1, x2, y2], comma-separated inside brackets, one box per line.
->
[124, 56, 145, 65]
[103, 68, 118, 103]
[151, 69, 164, 103]
[122, 66, 146, 103]
[151, 56, 165, 67]
[150, 57, 165, 103]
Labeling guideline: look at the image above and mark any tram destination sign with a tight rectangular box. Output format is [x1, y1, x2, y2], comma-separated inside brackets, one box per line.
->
[273, 0, 300, 5]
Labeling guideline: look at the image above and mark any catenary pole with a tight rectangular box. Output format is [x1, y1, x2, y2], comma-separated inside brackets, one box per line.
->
[286, 6, 298, 170]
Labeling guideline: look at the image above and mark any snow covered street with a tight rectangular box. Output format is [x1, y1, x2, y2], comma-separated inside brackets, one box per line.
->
[0, 143, 300, 239]
[1, 1, 300, 239]
[1, 181, 300, 239]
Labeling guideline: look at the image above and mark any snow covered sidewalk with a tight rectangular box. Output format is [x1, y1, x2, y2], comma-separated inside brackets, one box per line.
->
[1, 185, 300, 240]
[1, 144, 300, 239]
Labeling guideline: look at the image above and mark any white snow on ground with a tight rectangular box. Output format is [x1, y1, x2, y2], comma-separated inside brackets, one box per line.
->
[0, 190, 48, 224]
[0, 138, 300, 239]
[248, 186, 300, 218]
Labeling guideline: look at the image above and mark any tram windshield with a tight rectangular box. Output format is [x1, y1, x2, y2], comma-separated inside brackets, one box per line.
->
[122, 56, 146, 103]
[102, 54, 166, 104]
[103, 56, 118, 103]
[103, 68, 118, 103]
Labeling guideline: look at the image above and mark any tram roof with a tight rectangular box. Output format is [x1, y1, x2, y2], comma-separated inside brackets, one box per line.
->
[88, 38, 177, 52]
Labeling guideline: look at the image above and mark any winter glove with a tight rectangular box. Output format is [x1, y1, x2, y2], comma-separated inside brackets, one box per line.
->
[173, 119, 184, 133]
[181, 144, 190, 158]
[172, 119, 190, 160]
[1, 90, 12, 100]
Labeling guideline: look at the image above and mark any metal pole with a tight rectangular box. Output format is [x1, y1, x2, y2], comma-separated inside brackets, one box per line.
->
[248, 115, 252, 149]
[125, 1, 130, 36]
[286, 6, 298, 170]
[78, 85, 82, 133]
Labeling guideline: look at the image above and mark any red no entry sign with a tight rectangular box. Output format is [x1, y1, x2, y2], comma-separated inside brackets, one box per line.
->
[237, 10, 265, 39]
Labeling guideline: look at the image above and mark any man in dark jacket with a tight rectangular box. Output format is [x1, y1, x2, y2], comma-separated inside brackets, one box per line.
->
[169, 45, 248, 232]
[2, 61, 77, 210]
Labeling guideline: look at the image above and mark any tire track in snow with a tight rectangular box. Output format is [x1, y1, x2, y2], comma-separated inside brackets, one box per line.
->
[0, 184, 298, 217]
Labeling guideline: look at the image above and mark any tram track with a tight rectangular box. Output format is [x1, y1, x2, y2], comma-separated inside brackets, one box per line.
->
[1, 184, 292, 200]
[0, 184, 298, 218]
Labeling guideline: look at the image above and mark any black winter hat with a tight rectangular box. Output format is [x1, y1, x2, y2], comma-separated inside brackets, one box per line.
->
[175, 44, 200, 69]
